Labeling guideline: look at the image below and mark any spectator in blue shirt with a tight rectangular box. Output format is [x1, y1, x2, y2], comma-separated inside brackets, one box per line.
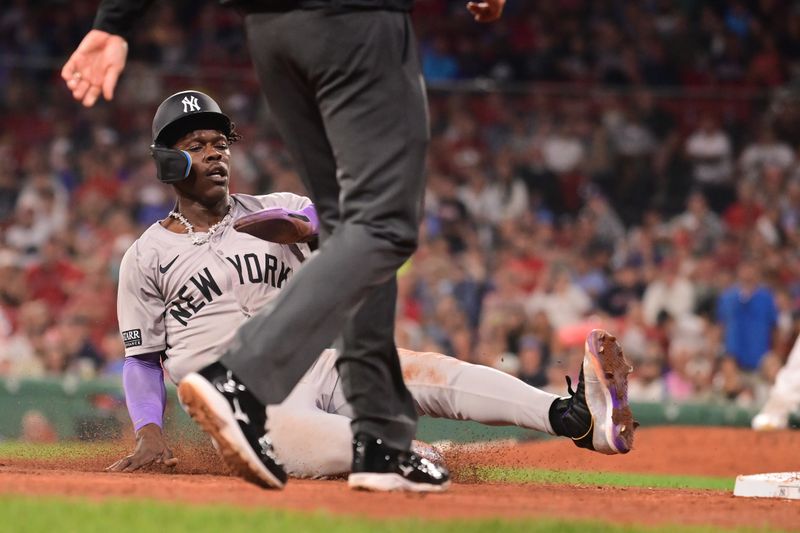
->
[422, 37, 459, 82]
[717, 263, 777, 371]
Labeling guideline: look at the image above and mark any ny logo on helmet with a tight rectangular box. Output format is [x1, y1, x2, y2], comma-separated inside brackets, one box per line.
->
[182, 95, 200, 113]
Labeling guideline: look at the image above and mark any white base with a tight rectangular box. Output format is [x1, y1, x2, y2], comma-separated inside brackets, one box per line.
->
[734, 472, 800, 500]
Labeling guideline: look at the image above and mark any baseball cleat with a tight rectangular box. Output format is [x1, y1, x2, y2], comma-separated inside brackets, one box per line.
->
[550, 329, 635, 454]
[348, 433, 451, 492]
[178, 362, 287, 489]
[752, 412, 789, 431]
[752, 395, 794, 431]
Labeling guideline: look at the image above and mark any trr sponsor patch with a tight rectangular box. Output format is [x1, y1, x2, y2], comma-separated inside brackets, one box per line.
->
[122, 329, 142, 348]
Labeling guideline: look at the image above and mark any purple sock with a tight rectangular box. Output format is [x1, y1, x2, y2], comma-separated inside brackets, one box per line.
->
[122, 355, 166, 432]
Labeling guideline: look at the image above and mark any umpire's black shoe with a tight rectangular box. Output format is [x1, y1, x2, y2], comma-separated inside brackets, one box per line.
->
[348, 433, 450, 492]
[548, 329, 635, 454]
[178, 362, 287, 489]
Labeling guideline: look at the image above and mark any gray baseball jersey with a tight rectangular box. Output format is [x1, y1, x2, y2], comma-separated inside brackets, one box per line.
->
[118, 191, 560, 478]
[117, 192, 311, 383]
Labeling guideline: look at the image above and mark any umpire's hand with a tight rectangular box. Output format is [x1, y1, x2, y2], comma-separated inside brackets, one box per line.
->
[466, 0, 506, 22]
[61, 29, 128, 108]
[106, 424, 178, 472]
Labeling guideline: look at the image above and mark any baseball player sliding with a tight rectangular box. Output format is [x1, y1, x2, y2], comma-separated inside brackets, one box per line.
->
[108, 90, 635, 484]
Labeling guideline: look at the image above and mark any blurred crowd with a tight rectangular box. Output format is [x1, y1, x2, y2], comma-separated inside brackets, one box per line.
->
[2, 1, 800, 411]
[418, 0, 799, 87]
[5, 0, 800, 87]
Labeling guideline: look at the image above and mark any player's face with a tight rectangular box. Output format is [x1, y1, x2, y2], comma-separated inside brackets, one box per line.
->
[172, 129, 231, 205]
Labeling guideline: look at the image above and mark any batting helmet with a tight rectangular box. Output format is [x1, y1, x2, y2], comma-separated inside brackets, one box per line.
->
[150, 90, 232, 184]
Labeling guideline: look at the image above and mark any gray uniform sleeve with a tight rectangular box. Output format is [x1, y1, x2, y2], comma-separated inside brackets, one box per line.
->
[117, 242, 167, 357]
[255, 192, 313, 211]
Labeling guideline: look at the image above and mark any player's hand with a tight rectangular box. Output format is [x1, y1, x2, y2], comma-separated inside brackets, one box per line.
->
[466, 0, 506, 22]
[61, 29, 128, 108]
[106, 424, 178, 472]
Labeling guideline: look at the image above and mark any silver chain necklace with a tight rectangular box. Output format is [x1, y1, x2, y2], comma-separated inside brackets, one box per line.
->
[168, 202, 232, 246]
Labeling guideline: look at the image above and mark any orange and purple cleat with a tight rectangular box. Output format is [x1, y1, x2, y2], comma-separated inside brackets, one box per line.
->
[550, 329, 636, 454]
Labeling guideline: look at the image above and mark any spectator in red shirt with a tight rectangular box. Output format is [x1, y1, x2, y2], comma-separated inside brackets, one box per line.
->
[74, 152, 122, 203]
[749, 36, 785, 87]
[724, 180, 763, 233]
[24, 239, 84, 314]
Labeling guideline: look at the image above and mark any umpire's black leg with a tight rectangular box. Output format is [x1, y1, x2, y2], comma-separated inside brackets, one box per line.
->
[309, 12, 428, 448]
[336, 277, 417, 446]
[221, 8, 426, 449]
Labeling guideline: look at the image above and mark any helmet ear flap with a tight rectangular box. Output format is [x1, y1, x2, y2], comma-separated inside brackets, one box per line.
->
[150, 145, 192, 183]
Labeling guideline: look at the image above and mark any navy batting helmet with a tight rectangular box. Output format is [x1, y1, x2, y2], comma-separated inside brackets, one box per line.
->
[150, 90, 232, 183]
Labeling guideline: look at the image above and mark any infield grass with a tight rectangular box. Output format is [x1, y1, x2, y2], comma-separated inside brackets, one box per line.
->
[0, 441, 120, 460]
[0, 495, 781, 533]
[476, 466, 735, 491]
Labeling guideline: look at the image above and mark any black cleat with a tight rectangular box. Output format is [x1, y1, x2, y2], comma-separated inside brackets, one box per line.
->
[348, 433, 450, 492]
[549, 329, 635, 454]
[178, 362, 287, 489]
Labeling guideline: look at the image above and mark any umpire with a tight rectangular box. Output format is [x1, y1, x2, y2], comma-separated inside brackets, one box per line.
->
[62, 0, 505, 492]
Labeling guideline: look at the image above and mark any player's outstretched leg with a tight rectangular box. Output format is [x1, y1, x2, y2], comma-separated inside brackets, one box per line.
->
[549, 329, 635, 454]
[178, 362, 288, 489]
[348, 433, 450, 492]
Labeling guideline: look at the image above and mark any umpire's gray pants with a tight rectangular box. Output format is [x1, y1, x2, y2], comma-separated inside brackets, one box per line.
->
[221, 8, 428, 449]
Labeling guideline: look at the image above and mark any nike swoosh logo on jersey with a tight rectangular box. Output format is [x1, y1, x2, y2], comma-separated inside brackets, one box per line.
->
[159, 255, 180, 274]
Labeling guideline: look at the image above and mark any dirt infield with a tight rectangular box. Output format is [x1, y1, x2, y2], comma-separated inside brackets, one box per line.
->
[449, 426, 800, 477]
[1, 427, 799, 530]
